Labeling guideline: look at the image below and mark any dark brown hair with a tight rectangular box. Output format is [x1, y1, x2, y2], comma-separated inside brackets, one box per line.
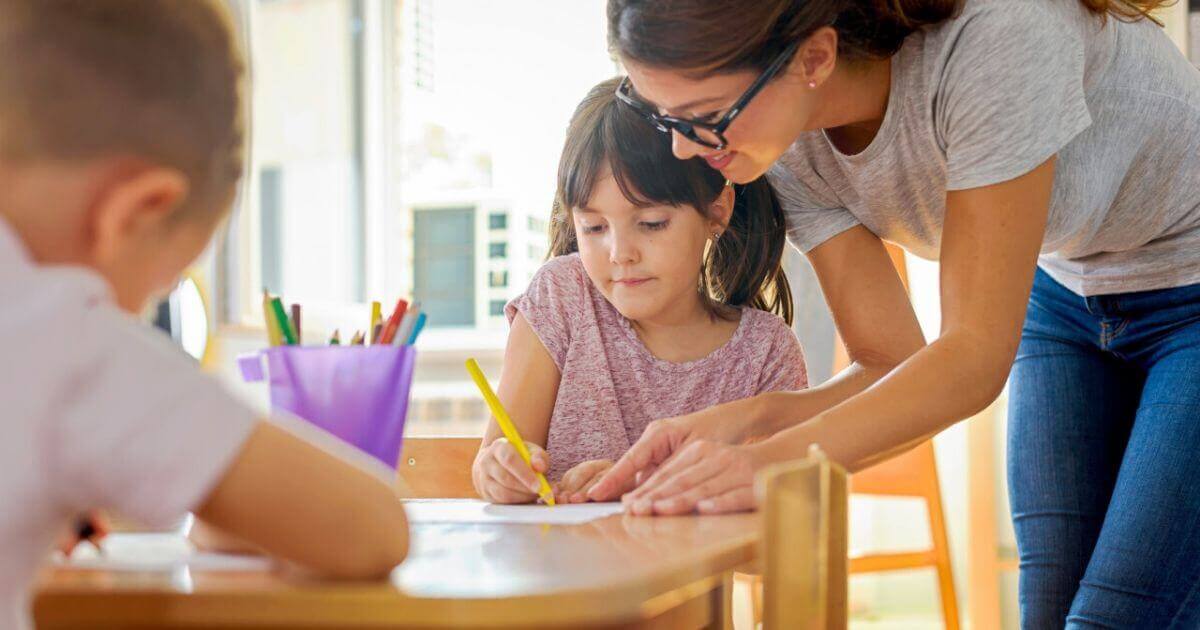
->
[0, 0, 245, 217]
[551, 77, 793, 325]
[609, 0, 1172, 71]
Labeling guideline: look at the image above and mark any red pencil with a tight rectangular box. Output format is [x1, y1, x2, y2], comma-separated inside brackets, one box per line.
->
[378, 299, 408, 345]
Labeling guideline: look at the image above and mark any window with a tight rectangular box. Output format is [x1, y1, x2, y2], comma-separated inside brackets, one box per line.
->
[224, 0, 616, 436]
[413, 208, 475, 327]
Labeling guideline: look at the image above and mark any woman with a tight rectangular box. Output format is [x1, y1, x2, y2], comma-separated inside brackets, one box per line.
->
[585, 0, 1200, 626]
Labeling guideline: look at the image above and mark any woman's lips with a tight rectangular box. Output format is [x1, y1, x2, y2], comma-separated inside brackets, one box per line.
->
[703, 151, 735, 170]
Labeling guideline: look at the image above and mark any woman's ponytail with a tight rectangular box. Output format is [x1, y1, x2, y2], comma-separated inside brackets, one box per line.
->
[704, 180, 794, 326]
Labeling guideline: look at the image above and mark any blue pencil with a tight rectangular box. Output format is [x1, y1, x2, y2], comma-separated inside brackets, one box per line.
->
[405, 312, 427, 346]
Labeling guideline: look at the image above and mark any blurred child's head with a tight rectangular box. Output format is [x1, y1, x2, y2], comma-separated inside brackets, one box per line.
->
[0, 0, 245, 312]
[550, 77, 792, 326]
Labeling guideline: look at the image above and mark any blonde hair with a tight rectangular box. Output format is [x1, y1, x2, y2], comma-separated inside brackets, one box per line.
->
[0, 0, 246, 215]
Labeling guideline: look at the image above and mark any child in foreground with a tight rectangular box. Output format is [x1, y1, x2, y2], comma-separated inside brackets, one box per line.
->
[472, 77, 808, 506]
[0, 2, 407, 627]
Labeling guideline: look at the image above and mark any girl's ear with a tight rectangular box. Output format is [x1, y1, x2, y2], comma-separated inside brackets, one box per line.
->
[708, 182, 735, 236]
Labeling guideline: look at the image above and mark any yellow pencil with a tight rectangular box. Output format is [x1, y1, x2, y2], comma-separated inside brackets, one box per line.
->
[261, 290, 283, 347]
[465, 358, 555, 506]
[369, 301, 382, 344]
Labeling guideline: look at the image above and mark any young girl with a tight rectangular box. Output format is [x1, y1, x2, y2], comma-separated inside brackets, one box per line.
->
[471, 77, 808, 505]
[0, 3, 406, 627]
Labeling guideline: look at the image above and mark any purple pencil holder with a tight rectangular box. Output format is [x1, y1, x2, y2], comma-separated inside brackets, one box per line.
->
[237, 345, 416, 469]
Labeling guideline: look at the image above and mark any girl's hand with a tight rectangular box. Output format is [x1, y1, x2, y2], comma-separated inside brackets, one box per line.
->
[587, 400, 754, 502]
[554, 459, 622, 504]
[472, 438, 551, 504]
[620, 441, 772, 516]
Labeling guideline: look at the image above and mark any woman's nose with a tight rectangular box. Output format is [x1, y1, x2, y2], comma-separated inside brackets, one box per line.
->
[671, 129, 705, 160]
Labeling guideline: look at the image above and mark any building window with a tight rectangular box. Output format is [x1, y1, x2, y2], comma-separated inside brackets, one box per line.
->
[413, 207, 476, 327]
[489, 270, 508, 288]
[489, 212, 508, 230]
[489, 242, 507, 259]
[527, 216, 546, 233]
[489, 300, 506, 317]
[529, 243, 545, 261]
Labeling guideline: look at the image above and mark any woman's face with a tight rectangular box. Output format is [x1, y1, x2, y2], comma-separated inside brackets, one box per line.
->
[622, 58, 817, 185]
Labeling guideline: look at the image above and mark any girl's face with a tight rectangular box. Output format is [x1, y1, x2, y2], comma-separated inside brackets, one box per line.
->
[573, 168, 731, 324]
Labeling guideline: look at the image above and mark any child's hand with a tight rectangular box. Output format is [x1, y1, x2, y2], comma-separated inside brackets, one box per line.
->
[554, 459, 616, 504]
[472, 438, 551, 504]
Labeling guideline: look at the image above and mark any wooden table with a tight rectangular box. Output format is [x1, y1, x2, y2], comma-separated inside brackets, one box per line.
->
[34, 505, 760, 629]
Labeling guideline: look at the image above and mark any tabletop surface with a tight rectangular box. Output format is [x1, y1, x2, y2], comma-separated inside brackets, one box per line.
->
[35, 501, 761, 628]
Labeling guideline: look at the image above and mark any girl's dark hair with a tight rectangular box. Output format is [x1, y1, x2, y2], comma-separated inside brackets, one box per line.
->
[551, 77, 793, 326]
[609, 0, 1170, 71]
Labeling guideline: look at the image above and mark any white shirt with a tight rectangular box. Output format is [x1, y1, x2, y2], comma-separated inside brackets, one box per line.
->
[0, 217, 256, 630]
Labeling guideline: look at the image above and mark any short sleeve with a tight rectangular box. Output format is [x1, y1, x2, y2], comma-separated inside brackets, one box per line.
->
[767, 158, 860, 253]
[935, 2, 1092, 190]
[755, 316, 809, 394]
[51, 309, 257, 528]
[505, 254, 590, 370]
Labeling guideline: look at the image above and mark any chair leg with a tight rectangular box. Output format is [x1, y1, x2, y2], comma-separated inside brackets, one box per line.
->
[926, 476, 960, 630]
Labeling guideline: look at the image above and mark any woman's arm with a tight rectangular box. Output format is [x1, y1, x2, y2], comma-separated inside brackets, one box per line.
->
[603, 157, 1055, 513]
[471, 312, 562, 503]
[589, 215, 925, 498]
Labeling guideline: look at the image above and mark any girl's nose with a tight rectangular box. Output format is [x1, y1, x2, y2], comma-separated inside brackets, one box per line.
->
[608, 230, 639, 265]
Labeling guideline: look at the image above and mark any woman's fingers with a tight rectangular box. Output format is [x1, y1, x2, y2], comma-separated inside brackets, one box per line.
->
[589, 420, 681, 501]
[697, 486, 756, 514]
[623, 442, 758, 516]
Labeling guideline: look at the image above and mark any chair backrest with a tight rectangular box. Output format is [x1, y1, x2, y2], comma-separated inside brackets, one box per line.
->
[848, 440, 940, 498]
[398, 436, 481, 498]
[760, 448, 848, 630]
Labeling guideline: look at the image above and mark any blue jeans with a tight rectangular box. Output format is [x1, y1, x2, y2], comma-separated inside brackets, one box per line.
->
[1008, 268, 1200, 629]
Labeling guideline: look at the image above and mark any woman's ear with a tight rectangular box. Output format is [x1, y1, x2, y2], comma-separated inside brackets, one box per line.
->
[794, 26, 838, 88]
[90, 167, 189, 266]
[708, 183, 736, 236]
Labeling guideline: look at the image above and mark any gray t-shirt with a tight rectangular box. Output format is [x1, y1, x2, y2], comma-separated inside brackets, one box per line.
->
[768, 0, 1200, 296]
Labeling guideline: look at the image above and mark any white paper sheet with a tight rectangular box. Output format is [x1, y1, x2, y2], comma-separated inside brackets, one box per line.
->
[404, 499, 625, 525]
[51, 532, 271, 572]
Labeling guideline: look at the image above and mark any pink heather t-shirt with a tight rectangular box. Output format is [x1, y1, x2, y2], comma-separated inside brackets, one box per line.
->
[506, 253, 808, 481]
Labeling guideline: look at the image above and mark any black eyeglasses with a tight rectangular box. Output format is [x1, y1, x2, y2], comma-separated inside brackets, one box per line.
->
[615, 39, 802, 151]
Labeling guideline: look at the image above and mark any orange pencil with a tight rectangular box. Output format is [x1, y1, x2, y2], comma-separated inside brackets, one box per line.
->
[379, 299, 408, 345]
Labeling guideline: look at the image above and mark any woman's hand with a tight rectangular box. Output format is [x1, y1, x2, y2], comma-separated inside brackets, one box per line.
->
[587, 399, 757, 502]
[554, 459, 620, 504]
[619, 440, 773, 515]
[472, 438, 551, 504]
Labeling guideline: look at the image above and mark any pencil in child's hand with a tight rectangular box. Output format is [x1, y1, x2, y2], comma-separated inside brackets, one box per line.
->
[329, 329, 341, 345]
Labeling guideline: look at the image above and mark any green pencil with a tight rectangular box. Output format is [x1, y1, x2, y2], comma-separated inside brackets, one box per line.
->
[269, 296, 297, 345]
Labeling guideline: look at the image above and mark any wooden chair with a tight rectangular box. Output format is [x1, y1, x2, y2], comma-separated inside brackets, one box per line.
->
[758, 447, 848, 629]
[847, 441, 960, 629]
[398, 436, 481, 498]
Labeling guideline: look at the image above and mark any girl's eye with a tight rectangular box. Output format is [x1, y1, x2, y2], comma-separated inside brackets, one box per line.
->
[580, 223, 606, 235]
[641, 220, 669, 231]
